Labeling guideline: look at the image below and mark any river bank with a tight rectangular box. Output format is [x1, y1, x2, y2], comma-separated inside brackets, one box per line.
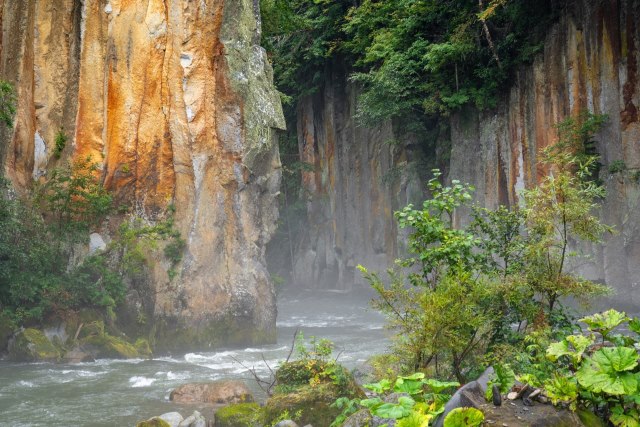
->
[0, 291, 388, 427]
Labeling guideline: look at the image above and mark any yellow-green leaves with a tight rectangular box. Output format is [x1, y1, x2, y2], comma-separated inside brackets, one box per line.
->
[546, 334, 595, 365]
[576, 347, 639, 396]
[443, 407, 484, 427]
[581, 309, 629, 339]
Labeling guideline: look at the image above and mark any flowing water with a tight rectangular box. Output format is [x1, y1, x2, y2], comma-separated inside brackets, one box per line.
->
[0, 291, 389, 427]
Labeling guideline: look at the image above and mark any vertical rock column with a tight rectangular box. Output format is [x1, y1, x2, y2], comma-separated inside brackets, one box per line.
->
[0, 0, 285, 350]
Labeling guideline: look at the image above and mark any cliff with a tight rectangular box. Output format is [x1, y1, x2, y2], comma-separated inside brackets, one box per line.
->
[0, 0, 285, 349]
[290, 62, 424, 290]
[288, 0, 639, 308]
[449, 0, 640, 309]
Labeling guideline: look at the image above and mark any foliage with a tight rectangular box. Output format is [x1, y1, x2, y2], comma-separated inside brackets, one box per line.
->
[35, 156, 113, 239]
[485, 364, 516, 401]
[522, 113, 611, 313]
[261, 0, 560, 121]
[539, 309, 640, 424]
[360, 113, 611, 387]
[0, 163, 122, 323]
[0, 80, 16, 127]
[331, 372, 459, 426]
[443, 407, 484, 427]
[53, 129, 67, 159]
[1, 157, 185, 324]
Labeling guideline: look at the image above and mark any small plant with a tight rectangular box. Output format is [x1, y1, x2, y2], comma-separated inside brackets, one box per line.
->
[53, 129, 67, 159]
[0, 80, 16, 127]
[443, 407, 484, 427]
[331, 372, 459, 426]
[608, 160, 627, 174]
[541, 309, 640, 424]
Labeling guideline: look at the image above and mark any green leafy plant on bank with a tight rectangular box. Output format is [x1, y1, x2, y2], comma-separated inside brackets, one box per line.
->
[331, 372, 460, 427]
[541, 309, 640, 426]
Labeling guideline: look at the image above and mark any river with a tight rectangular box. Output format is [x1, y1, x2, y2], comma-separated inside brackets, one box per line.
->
[0, 291, 389, 426]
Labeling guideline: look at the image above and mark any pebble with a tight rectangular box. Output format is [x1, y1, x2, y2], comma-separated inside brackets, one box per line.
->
[507, 392, 519, 400]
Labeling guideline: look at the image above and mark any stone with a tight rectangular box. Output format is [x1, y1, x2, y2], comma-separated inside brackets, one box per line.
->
[274, 422, 299, 427]
[8, 328, 61, 362]
[89, 233, 107, 253]
[342, 409, 396, 427]
[62, 348, 94, 364]
[159, 412, 184, 427]
[136, 417, 171, 427]
[507, 392, 519, 400]
[214, 403, 260, 427]
[179, 411, 207, 427]
[170, 381, 254, 405]
[81, 333, 139, 359]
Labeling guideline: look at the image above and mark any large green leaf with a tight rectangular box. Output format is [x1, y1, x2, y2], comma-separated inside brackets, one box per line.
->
[364, 379, 392, 394]
[422, 378, 460, 393]
[373, 397, 415, 419]
[610, 405, 640, 427]
[396, 411, 430, 427]
[576, 347, 639, 395]
[628, 318, 640, 335]
[580, 309, 628, 337]
[443, 407, 484, 427]
[395, 377, 425, 395]
[546, 334, 594, 364]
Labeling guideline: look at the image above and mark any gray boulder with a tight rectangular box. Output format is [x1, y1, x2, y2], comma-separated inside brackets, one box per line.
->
[159, 412, 184, 427]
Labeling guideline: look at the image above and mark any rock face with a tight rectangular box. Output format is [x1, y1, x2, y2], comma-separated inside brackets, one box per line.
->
[289, 61, 424, 290]
[0, 0, 285, 349]
[448, 0, 640, 309]
[287, 1, 639, 308]
[170, 380, 254, 405]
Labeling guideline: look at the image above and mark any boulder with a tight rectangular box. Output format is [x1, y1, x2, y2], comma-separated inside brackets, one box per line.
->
[61, 348, 94, 364]
[342, 409, 395, 427]
[170, 380, 254, 405]
[433, 375, 588, 427]
[274, 421, 299, 427]
[158, 412, 184, 427]
[214, 403, 260, 427]
[136, 417, 171, 427]
[81, 333, 139, 359]
[179, 411, 207, 427]
[8, 328, 61, 362]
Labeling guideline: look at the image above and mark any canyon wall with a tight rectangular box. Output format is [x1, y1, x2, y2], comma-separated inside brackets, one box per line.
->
[449, 0, 640, 310]
[291, 0, 639, 309]
[292, 63, 424, 290]
[0, 0, 285, 349]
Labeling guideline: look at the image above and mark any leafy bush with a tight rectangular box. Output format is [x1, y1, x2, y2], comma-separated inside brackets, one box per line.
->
[360, 113, 611, 383]
[540, 309, 640, 425]
[331, 372, 460, 426]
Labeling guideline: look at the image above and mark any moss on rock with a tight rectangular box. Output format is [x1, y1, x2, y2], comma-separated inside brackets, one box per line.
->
[215, 403, 261, 427]
[134, 338, 153, 358]
[82, 333, 139, 359]
[135, 417, 171, 427]
[263, 362, 364, 427]
[9, 328, 61, 362]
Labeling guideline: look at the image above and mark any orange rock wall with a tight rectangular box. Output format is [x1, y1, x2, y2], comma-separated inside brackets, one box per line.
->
[0, 0, 285, 348]
[449, 0, 640, 309]
[293, 63, 424, 289]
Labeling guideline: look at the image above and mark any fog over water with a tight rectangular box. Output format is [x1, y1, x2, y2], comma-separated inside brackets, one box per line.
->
[0, 291, 389, 427]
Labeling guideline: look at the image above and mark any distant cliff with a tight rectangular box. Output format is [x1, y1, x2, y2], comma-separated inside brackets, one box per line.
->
[449, 0, 640, 309]
[287, 0, 640, 308]
[0, 0, 285, 349]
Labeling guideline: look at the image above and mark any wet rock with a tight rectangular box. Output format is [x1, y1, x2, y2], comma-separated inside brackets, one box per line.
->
[214, 403, 260, 427]
[170, 380, 254, 405]
[82, 333, 139, 359]
[179, 411, 207, 427]
[136, 417, 171, 427]
[62, 348, 94, 364]
[481, 398, 588, 427]
[8, 328, 61, 362]
[342, 409, 396, 427]
[159, 412, 184, 427]
[492, 384, 502, 406]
